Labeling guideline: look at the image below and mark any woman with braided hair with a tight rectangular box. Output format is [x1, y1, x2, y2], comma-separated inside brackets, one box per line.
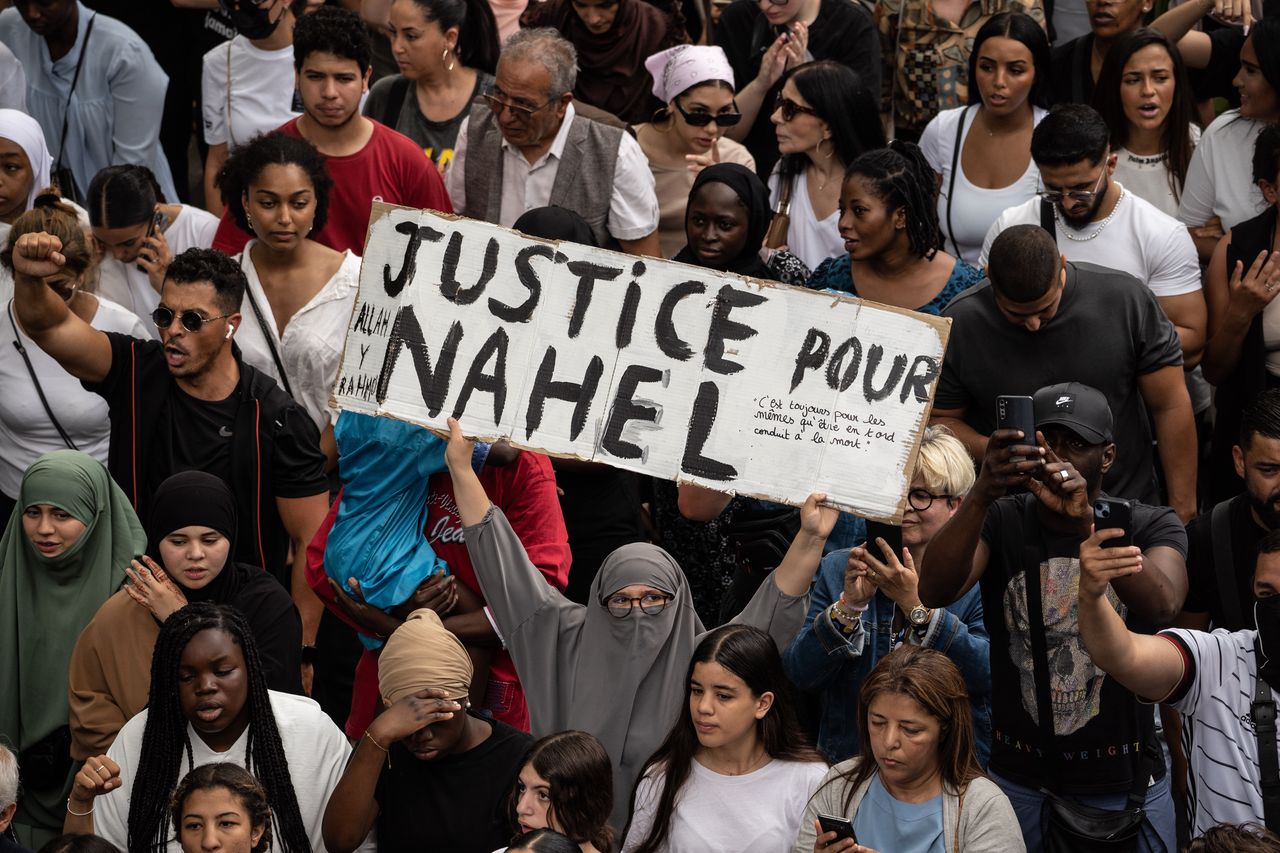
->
[804, 141, 984, 316]
[64, 603, 367, 853]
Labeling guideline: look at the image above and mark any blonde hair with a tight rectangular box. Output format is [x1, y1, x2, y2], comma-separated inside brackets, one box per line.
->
[912, 425, 975, 498]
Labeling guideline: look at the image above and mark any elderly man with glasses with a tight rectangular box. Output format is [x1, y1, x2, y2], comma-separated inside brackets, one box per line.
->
[446, 27, 661, 255]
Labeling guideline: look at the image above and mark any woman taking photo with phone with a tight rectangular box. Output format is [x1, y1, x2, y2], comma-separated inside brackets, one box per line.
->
[794, 646, 1023, 853]
[87, 165, 219, 330]
[919, 11, 1050, 265]
[768, 61, 885, 271]
[634, 45, 755, 259]
[362, 0, 500, 175]
[622, 624, 827, 853]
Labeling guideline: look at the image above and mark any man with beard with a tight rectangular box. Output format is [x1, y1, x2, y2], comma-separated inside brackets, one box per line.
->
[211, 6, 451, 254]
[921, 381, 1187, 852]
[978, 104, 1206, 367]
[932, 225, 1198, 521]
[1077, 523, 1280, 838]
[1180, 390, 1280, 630]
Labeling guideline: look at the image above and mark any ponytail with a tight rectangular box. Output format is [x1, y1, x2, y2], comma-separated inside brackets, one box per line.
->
[408, 0, 500, 74]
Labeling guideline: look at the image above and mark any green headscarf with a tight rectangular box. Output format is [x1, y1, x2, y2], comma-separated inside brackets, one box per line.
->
[0, 450, 146, 754]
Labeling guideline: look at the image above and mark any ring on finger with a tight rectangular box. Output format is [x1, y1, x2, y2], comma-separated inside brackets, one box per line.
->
[1059, 469, 1070, 482]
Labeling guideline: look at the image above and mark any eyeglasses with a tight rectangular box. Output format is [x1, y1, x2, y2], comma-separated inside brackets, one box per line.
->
[602, 592, 673, 618]
[1036, 168, 1107, 205]
[907, 489, 953, 512]
[151, 306, 233, 333]
[484, 93, 556, 121]
[773, 95, 822, 122]
[673, 99, 743, 128]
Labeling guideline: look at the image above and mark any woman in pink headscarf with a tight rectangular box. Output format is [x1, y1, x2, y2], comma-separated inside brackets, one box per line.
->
[634, 45, 757, 258]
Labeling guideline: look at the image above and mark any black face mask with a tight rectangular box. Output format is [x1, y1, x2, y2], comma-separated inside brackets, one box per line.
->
[1256, 596, 1280, 690]
[219, 0, 282, 40]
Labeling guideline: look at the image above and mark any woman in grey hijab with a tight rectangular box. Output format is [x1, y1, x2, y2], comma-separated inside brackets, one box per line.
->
[441, 418, 837, 828]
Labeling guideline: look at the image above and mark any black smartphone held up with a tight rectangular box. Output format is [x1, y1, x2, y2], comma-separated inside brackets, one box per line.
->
[996, 395, 1036, 461]
[136, 209, 166, 272]
[1093, 497, 1133, 549]
[864, 519, 904, 559]
[817, 813, 857, 843]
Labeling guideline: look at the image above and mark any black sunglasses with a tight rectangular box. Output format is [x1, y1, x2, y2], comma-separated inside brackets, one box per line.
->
[673, 99, 743, 128]
[151, 306, 233, 333]
[773, 95, 822, 122]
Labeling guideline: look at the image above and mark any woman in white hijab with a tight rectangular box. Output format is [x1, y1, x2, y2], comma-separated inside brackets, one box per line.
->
[442, 418, 837, 829]
[0, 109, 53, 297]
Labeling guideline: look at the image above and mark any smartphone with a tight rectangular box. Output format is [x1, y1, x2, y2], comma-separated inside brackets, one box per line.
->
[772, 22, 792, 40]
[996, 395, 1036, 462]
[136, 209, 166, 272]
[864, 519, 903, 559]
[818, 813, 857, 843]
[1093, 497, 1133, 548]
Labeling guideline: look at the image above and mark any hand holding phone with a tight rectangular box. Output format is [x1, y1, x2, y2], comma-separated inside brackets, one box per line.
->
[996, 395, 1036, 462]
[1092, 497, 1133, 549]
[817, 813, 856, 843]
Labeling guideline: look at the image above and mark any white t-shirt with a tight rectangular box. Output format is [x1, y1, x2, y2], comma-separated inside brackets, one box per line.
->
[447, 105, 660, 242]
[0, 296, 146, 498]
[235, 244, 360, 430]
[96, 204, 221, 335]
[921, 105, 1048, 265]
[979, 184, 1202, 298]
[1164, 627, 1274, 837]
[1112, 126, 1201, 220]
[622, 757, 828, 853]
[201, 35, 301, 149]
[1177, 110, 1268, 231]
[768, 169, 842, 271]
[94, 690, 371, 853]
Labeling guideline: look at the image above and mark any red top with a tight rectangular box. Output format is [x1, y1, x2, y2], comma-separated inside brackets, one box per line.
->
[212, 117, 453, 254]
[307, 450, 571, 735]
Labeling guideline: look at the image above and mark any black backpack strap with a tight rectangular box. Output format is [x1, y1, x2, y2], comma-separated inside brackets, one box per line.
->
[1212, 500, 1245, 629]
[54, 14, 96, 175]
[1253, 637, 1280, 834]
[381, 76, 413, 127]
[944, 107, 971, 258]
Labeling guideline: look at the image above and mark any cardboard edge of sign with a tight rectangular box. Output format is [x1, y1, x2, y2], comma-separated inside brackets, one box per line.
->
[332, 202, 954, 525]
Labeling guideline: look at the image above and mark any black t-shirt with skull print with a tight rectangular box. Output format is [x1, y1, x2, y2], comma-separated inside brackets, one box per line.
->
[978, 493, 1187, 794]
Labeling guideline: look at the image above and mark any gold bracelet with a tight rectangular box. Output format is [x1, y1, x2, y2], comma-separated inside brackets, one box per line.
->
[364, 730, 389, 753]
[66, 798, 94, 816]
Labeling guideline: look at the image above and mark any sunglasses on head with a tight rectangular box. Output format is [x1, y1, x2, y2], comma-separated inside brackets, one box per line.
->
[673, 99, 743, 128]
[151, 306, 233, 333]
[773, 95, 822, 122]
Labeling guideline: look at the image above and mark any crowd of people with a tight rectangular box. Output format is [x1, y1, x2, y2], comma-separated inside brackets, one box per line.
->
[2, 0, 1280, 850]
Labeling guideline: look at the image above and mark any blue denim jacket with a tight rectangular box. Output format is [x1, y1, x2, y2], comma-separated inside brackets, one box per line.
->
[783, 547, 992, 765]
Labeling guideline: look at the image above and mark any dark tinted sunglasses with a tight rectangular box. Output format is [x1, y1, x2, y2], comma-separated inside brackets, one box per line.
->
[673, 99, 742, 128]
[151, 307, 233, 333]
[773, 95, 822, 122]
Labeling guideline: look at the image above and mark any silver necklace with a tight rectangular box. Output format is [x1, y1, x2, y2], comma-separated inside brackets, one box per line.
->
[1054, 186, 1125, 242]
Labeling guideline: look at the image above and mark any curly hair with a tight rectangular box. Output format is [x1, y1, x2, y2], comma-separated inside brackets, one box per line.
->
[215, 132, 332, 239]
[164, 248, 247, 316]
[293, 6, 371, 74]
[125, 604, 308, 853]
[170, 763, 273, 853]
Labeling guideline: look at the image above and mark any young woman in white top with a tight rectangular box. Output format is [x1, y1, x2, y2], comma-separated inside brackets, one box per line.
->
[622, 624, 828, 853]
[87, 165, 219, 331]
[768, 61, 885, 271]
[1177, 16, 1280, 259]
[201, 0, 306, 217]
[501, 731, 614, 853]
[920, 12, 1050, 265]
[1093, 28, 1199, 219]
[0, 192, 145, 514]
[216, 131, 360, 468]
[634, 45, 756, 259]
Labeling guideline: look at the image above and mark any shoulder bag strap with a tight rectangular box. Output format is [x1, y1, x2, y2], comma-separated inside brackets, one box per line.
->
[1212, 500, 1245, 629]
[54, 14, 96, 174]
[1253, 639, 1280, 834]
[381, 76, 412, 127]
[242, 277, 294, 398]
[944, 107, 971, 258]
[8, 302, 77, 451]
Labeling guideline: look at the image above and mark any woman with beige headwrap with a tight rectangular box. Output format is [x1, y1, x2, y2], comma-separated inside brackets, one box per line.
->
[322, 609, 534, 853]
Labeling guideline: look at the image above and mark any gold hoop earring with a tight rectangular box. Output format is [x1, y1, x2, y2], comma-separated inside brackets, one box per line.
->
[650, 107, 673, 133]
[442, 48, 456, 72]
[819, 138, 835, 160]
[247, 214, 256, 232]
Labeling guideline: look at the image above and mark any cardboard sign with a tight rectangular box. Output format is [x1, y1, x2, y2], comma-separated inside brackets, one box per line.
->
[334, 204, 952, 522]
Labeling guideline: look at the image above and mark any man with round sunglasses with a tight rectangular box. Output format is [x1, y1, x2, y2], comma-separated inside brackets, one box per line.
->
[446, 27, 661, 254]
[10, 236, 330, 691]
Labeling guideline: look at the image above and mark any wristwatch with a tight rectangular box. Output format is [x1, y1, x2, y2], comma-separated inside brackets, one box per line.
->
[907, 605, 932, 629]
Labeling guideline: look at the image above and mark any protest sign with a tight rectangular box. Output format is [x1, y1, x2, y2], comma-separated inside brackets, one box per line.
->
[334, 203, 951, 522]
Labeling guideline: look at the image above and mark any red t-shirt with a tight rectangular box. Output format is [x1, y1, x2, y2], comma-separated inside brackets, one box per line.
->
[306, 450, 571, 736]
[212, 117, 452, 255]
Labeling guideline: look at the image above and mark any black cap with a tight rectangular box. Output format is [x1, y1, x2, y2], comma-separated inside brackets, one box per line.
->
[1033, 382, 1114, 445]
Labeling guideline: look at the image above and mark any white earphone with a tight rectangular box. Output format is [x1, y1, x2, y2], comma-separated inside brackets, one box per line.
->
[225, 324, 235, 340]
